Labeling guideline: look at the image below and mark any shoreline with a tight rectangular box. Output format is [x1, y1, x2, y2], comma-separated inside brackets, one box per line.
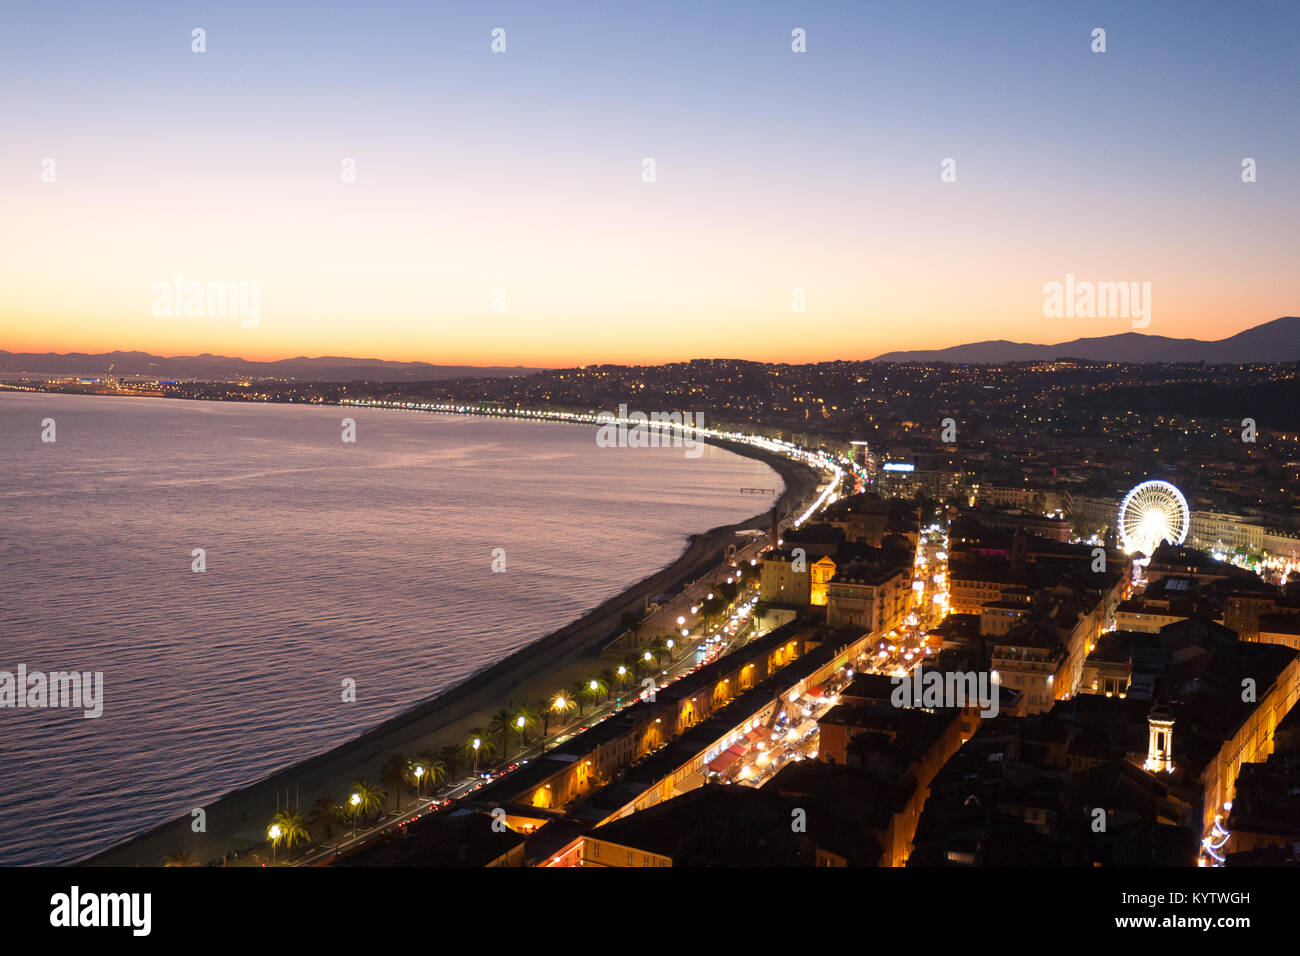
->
[78, 419, 823, 867]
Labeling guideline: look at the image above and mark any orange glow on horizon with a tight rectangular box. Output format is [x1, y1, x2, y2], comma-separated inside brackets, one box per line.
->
[3, 305, 1287, 370]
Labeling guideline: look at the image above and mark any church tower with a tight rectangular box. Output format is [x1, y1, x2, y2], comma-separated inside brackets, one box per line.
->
[1145, 699, 1175, 773]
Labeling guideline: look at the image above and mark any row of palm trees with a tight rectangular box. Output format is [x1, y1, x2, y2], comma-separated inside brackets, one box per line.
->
[305, 665, 669, 846]
[260, 635, 699, 860]
[175, 593, 739, 865]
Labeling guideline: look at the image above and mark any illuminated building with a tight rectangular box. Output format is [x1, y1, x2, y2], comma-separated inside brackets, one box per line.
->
[1144, 700, 1175, 773]
[809, 556, 836, 606]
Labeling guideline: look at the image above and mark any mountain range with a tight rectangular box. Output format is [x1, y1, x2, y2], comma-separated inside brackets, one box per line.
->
[870, 316, 1300, 364]
[0, 351, 545, 382]
[4, 317, 1297, 379]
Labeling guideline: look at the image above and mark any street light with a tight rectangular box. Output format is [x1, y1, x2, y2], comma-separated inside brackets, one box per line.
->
[268, 823, 282, 864]
[472, 737, 481, 774]
[414, 764, 425, 800]
[349, 792, 361, 838]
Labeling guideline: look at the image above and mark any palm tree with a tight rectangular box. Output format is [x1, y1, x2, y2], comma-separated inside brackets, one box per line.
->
[414, 749, 447, 797]
[164, 850, 197, 867]
[648, 636, 669, 669]
[465, 729, 495, 773]
[624, 652, 644, 681]
[534, 698, 552, 737]
[514, 705, 538, 749]
[437, 743, 461, 781]
[348, 779, 383, 831]
[380, 753, 413, 811]
[489, 710, 514, 757]
[310, 796, 338, 840]
[566, 684, 586, 717]
[268, 807, 310, 862]
[599, 669, 618, 701]
[620, 610, 644, 646]
[582, 677, 608, 712]
[638, 648, 656, 682]
[550, 690, 577, 728]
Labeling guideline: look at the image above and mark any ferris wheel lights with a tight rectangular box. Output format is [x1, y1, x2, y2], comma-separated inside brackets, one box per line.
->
[1118, 480, 1190, 556]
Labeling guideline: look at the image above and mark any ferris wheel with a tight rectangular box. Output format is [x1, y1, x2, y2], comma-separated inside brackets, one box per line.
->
[1117, 480, 1190, 555]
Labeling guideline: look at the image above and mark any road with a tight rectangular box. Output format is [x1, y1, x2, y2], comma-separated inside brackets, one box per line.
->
[297, 584, 767, 864]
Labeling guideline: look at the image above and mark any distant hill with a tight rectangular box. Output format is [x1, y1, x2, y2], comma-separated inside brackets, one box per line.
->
[0, 350, 546, 382]
[870, 316, 1300, 364]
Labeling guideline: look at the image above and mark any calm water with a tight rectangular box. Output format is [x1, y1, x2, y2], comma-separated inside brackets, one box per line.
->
[0, 393, 780, 865]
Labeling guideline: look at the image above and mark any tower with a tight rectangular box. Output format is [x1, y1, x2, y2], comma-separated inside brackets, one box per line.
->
[1145, 699, 1175, 773]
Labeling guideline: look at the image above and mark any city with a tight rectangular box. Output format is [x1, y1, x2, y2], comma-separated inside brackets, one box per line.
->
[7, 358, 1288, 870]
[3, 0, 1297, 942]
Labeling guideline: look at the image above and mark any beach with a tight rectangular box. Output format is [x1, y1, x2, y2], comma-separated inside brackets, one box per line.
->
[82, 434, 822, 866]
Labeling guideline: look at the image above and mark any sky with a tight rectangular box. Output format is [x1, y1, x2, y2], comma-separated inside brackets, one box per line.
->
[1, 0, 1297, 367]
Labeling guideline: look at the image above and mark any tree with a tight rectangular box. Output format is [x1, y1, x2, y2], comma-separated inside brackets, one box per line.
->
[163, 850, 198, 867]
[348, 779, 383, 825]
[599, 669, 618, 700]
[624, 652, 645, 681]
[700, 595, 726, 623]
[380, 753, 413, 810]
[613, 664, 632, 695]
[489, 710, 514, 757]
[437, 743, 462, 780]
[268, 807, 310, 862]
[535, 698, 554, 737]
[514, 705, 538, 748]
[648, 636, 669, 669]
[414, 749, 447, 796]
[310, 796, 338, 840]
[465, 729, 495, 773]
[584, 677, 609, 710]
[551, 689, 577, 726]
[620, 610, 644, 646]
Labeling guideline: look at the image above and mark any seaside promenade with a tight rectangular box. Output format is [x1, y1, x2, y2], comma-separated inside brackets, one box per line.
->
[85, 422, 833, 867]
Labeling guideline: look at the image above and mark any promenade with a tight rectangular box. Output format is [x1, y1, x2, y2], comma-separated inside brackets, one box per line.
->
[84, 429, 828, 866]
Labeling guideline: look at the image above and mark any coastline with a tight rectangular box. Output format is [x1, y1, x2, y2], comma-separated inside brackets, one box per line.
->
[80, 427, 822, 866]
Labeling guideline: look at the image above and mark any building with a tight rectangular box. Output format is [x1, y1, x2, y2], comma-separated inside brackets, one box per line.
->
[826, 559, 911, 635]
[761, 548, 812, 605]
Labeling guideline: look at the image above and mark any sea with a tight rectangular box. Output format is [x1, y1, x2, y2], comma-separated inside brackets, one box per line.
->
[0, 392, 781, 865]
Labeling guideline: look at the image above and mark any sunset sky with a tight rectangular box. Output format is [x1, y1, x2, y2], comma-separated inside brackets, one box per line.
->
[1, 0, 1296, 367]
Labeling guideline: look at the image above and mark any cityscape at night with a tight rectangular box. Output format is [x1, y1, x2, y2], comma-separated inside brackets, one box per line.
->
[2, 0, 1297, 941]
